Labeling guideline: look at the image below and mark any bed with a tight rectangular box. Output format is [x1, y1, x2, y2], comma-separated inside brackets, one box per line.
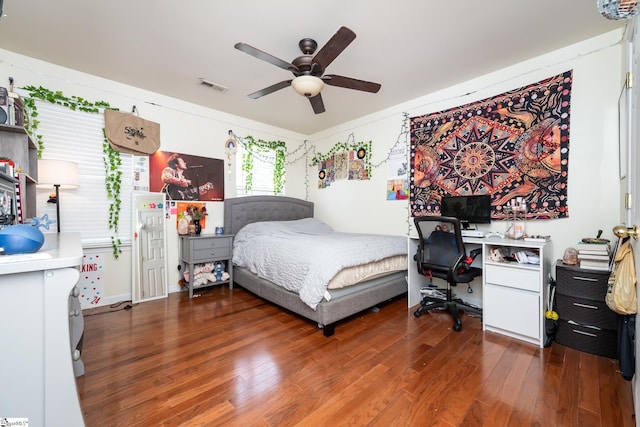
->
[224, 195, 408, 336]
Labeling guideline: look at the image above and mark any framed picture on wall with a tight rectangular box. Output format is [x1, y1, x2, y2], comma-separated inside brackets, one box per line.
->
[149, 151, 224, 201]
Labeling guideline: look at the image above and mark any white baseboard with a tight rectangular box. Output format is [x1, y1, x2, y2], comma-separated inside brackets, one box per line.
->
[169, 284, 182, 294]
[80, 293, 132, 310]
[81, 286, 184, 311]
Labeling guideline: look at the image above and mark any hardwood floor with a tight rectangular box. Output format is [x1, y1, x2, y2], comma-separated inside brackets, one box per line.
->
[77, 286, 635, 427]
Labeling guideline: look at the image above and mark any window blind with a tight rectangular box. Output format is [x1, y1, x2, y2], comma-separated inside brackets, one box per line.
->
[235, 144, 284, 196]
[34, 101, 133, 247]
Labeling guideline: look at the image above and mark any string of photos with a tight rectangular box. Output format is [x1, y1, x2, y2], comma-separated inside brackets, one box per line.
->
[312, 138, 372, 189]
[385, 112, 410, 202]
[225, 113, 410, 199]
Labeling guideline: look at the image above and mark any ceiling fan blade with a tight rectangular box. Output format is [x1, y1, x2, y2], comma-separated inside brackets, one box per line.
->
[323, 74, 381, 93]
[309, 93, 325, 114]
[247, 80, 293, 99]
[234, 42, 298, 72]
[312, 26, 356, 69]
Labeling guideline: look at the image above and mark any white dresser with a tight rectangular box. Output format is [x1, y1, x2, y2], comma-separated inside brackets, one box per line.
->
[479, 238, 552, 347]
[0, 232, 85, 426]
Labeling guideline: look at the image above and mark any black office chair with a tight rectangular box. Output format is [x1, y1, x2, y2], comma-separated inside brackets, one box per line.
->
[413, 216, 483, 331]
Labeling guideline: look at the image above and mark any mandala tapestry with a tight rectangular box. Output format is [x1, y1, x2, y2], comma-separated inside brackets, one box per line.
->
[410, 70, 572, 220]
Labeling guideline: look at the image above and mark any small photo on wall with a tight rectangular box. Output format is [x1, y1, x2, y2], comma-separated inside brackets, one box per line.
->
[149, 151, 224, 201]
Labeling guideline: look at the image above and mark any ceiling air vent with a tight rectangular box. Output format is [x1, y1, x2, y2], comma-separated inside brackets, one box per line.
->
[199, 78, 228, 93]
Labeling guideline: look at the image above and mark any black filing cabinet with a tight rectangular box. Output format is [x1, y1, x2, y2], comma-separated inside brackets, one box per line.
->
[555, 260, 618, 359]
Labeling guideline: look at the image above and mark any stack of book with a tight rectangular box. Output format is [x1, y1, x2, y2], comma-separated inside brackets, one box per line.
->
[576, 240, 611, 271]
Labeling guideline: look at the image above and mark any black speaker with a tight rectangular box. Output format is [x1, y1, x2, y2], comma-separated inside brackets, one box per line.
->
[0, 87, 8, 124]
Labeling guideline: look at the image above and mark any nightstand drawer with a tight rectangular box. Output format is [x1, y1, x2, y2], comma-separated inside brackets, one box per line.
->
[182, 236, 232, 262]
[192, 247, 231, 262]
[556, 294, 618, 330]
[192, 236, 232, 250]
[556, 319, 617, 359]
[556, 264, 609, 300]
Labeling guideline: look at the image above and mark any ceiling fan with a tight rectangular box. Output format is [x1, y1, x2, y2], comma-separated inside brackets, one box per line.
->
[234, 26, 381, 114]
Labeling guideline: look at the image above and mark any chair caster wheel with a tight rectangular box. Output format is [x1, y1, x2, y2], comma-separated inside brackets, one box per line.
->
[414, 311, 422, 318]
[453, 323, 462, 332]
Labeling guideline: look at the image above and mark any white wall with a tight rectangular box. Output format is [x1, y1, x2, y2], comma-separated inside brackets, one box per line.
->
[305, 29, 625, 265]
[0, 48, 308, 302]
[622, 17, 640, 424]
[0, 27, 625, 302]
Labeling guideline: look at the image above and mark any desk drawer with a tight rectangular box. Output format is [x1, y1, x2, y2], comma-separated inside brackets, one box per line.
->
[484, 283, 540, 340]
[485, 263, 540, 292]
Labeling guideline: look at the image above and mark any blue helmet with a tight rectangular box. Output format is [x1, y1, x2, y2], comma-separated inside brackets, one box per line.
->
[0, 224, 45, 255]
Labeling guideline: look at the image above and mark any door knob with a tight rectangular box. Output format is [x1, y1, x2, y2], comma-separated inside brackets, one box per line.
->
[613, 224, 639, 240]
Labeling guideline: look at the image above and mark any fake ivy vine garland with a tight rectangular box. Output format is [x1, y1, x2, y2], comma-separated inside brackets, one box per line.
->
[242, 136, 286, 194]
[22, 85, 123, 258]
[310, 140, 373, 178]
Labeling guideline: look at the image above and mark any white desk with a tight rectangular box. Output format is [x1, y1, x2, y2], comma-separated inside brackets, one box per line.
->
[0, 233, 85, 426]
[408, 235, 552, 347]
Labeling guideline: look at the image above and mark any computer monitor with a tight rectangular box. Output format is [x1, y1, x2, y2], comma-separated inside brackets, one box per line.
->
[440, 194, 491, 229]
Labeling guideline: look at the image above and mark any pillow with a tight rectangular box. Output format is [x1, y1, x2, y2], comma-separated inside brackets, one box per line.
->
[234, 218, 333, 246]
[272, 218, 333, 234]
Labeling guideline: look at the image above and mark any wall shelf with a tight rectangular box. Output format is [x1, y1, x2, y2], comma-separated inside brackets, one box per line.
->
[0, 124, 38, 221]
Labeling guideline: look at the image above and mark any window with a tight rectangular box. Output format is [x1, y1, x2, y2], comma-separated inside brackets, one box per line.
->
[34, 101, 133, 248]
[235, 137, 286, 196]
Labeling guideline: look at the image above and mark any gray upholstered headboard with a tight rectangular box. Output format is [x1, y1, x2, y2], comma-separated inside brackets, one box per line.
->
[224, 196, 314, 235]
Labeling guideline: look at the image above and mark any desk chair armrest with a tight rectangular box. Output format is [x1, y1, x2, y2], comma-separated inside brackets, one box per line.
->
[449, 253, 468, 282]
[451, 249, 482, 283]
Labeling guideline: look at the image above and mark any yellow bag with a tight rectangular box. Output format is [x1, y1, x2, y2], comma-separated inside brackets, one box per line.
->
[606, 240, 637, 315]
[104, 109, 160, 155]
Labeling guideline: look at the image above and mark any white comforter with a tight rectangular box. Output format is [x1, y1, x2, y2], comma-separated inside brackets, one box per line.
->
[232, 218, 407, 309]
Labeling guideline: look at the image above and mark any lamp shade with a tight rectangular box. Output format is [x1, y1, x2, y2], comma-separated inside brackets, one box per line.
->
[37, 159, 80, 188]
[291, 75, 324, 98]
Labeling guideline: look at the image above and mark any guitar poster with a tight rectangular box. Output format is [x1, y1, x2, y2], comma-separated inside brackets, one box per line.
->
[149, 150, 225, 201]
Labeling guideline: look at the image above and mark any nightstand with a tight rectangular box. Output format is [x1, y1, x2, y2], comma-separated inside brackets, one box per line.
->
[179, 234, 234, 298]
[554, 260, 618, 359]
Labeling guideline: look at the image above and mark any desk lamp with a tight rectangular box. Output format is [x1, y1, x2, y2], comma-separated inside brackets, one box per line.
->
[36, 159, 80, 232]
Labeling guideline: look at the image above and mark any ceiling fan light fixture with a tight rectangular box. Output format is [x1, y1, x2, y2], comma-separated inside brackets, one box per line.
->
[597, 0, 640, 19]
[291, 75, 324, 97]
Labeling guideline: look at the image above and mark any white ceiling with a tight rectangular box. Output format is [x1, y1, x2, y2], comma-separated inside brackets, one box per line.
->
[0, 0, 627, 135]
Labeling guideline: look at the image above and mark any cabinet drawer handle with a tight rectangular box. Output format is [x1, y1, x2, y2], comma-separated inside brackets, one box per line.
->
[568, 320, 601, 330]
[572, 302, 598, 310]
[572, 276, 598, 282]
[572, 329, 597, 337]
